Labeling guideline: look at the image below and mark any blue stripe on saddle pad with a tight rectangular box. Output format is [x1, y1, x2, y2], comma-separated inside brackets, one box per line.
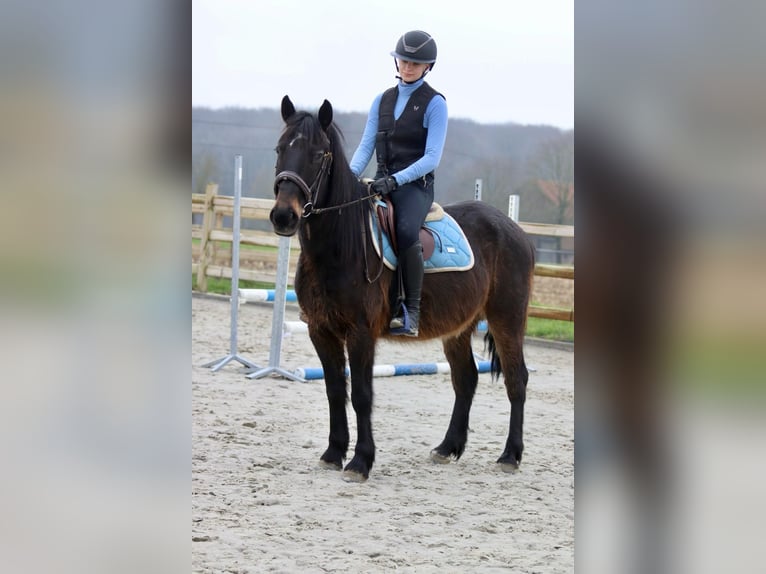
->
[369, 202, 475, 273]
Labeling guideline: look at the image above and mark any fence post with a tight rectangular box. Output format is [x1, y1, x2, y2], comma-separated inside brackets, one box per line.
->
[212, 205, 224, 265]
[196, 183, 218, 292]
[508, 194, 520, 222]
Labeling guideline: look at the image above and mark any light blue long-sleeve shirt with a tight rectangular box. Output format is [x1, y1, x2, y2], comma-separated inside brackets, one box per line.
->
[349, 78, 448, 185]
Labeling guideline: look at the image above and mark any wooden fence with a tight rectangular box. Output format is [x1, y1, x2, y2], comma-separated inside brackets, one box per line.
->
[192, 184, 575, 322]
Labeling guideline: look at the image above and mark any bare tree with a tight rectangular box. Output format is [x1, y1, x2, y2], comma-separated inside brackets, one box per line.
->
[193, 152, 219, 195]
[468, 155, 523, 214]
[526, 132, 574, 263]
[526, 132, 574, 225]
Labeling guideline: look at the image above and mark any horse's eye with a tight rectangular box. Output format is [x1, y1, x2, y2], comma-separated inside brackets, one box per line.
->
[274, 146, 281, 155]
[314, 151, 324, 162]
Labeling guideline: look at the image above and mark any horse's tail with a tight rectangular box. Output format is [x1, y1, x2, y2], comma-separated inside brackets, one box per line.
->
[484, 331, 502, 381]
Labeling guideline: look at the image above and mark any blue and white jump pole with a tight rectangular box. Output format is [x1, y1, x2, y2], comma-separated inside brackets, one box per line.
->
[239, 289, 297, 303]
[294, 360, 493, 381]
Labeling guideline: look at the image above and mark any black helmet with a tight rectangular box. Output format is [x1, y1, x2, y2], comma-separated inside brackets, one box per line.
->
[391, 30, 437, 70]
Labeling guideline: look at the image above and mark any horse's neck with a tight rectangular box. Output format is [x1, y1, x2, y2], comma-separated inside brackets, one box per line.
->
[299, 178, 370, 267]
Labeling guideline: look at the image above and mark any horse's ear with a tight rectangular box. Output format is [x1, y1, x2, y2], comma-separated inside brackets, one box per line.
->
[281, 95, 295, 122]
[318, 99, 333, 131]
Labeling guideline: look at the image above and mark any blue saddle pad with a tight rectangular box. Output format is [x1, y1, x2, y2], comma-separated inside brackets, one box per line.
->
[369, 202, 475, 273]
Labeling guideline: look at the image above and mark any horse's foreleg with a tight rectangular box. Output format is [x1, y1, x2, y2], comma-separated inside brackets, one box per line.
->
[309, 327, 348, 471]
[432, 330, 478, 463]
[342, 332, 376, 482]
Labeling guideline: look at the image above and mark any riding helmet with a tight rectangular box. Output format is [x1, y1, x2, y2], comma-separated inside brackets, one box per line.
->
[391, 30, 437, 69]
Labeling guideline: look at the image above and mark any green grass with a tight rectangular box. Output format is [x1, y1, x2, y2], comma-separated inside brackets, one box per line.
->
[525, 316, 574, 342]
[193, 275, 574, 343]
[192, 275, 274, 294]
[192, 237, 278, 254]
[671, 336, 765, 400]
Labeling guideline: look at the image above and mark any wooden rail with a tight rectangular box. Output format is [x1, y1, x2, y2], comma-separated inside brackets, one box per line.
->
[192, 184, 574, 321]
[519, 222, 574, 238]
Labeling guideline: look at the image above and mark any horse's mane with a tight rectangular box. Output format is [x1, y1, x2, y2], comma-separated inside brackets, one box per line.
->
[284, 110, 369, 265]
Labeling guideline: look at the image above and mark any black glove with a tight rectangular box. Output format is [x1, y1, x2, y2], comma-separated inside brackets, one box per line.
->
[371, 176, 397, 196]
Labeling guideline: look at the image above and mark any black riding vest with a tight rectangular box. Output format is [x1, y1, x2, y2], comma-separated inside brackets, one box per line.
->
[375, 82, 442, 180]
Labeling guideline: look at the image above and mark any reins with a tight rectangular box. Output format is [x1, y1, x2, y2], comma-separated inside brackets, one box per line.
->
[361, 201, 385, 283]
[309, 188, 379, 216]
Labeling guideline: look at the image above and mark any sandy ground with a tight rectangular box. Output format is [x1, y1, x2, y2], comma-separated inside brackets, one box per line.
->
[192, 295, 574, 573]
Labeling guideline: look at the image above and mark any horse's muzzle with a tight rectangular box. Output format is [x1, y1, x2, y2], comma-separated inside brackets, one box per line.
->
[269, 203, 300, 237]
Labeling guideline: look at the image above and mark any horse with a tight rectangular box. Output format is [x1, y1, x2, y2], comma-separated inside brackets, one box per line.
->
[270, 95, 535, 482]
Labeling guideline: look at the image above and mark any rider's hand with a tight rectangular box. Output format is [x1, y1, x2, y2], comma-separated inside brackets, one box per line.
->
[371, 176, 397, 196]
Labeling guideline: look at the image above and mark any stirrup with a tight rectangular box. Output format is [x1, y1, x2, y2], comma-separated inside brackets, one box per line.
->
[389, 302, 407, 330]
[389, 305, 418, 336]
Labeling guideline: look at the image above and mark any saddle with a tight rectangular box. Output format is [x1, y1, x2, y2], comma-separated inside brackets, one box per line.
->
[375, 196, 443, 259]
[368, 197, 474, 274]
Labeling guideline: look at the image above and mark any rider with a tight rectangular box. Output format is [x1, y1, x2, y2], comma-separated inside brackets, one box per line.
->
[350, 30, 448, 337]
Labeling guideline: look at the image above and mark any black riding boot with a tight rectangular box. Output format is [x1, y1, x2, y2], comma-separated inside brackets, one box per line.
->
[390, 241, 424, 337]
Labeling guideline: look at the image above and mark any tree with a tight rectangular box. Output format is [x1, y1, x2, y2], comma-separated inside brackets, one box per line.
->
[192, 151, 219, 195]
[468, 155, 523, 215]
[525, 132, 574, 263]
[526, 131, 574, 225]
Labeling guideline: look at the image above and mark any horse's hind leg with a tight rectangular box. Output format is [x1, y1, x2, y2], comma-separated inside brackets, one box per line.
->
[488, 325, 528, 472]
[431, 328, 478, 463]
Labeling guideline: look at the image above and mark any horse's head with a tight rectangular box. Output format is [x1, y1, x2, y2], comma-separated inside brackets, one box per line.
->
[270, 95, 334, 236]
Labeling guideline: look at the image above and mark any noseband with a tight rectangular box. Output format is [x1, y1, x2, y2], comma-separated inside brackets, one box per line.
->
[273, 151, 333, 218]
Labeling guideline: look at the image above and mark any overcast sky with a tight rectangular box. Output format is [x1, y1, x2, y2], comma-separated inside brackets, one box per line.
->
[193, 0, 573, 129]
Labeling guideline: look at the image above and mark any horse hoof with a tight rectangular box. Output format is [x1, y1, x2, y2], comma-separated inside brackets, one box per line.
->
[318, 459, 342, 471]
[341, 469, 367, 483]
[498, 461, 520, 474]
[430, 449, 452, 464]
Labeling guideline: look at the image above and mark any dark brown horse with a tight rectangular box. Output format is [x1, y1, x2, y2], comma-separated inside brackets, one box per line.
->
[270, 96, 535, 481]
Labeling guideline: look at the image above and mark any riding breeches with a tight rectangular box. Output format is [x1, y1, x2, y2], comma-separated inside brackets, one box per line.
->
[389, 179, 434, 251]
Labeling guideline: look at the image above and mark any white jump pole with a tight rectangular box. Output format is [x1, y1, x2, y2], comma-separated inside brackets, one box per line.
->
[202, 155, 261, 372]
[282, 320, 308, 335]
[239, 289, 297, 303]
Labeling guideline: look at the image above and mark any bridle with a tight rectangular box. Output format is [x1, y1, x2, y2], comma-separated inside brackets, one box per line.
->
[273, 149, 378, 218]
[272, 140, 384, 283]
[273, 150, 334, 218]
